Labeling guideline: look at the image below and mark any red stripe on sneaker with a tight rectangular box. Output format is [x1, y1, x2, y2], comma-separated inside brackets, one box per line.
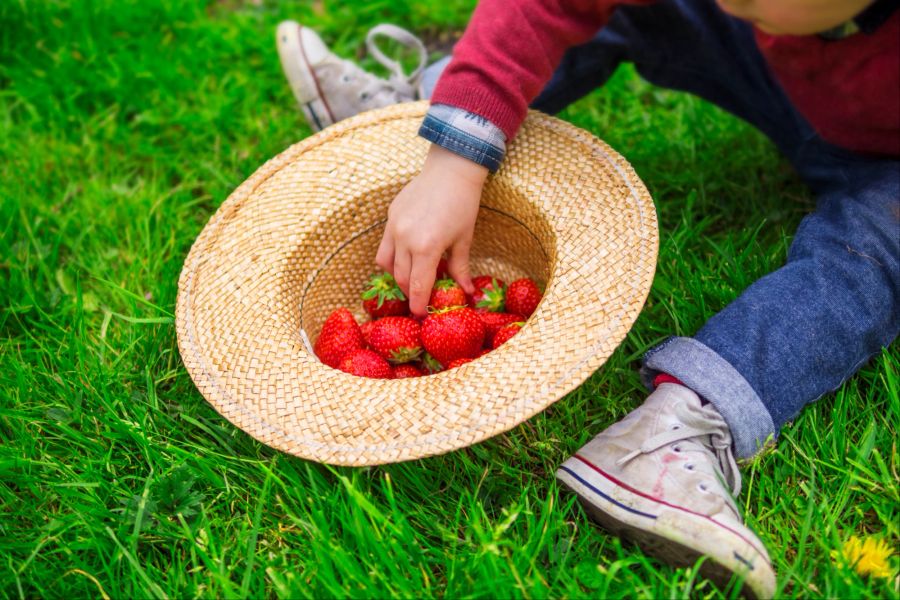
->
[573, 454, 770, 561]
[297, 25, 336, 124]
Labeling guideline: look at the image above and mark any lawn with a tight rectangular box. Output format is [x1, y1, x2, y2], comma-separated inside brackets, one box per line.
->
[1, 1, 897, 598]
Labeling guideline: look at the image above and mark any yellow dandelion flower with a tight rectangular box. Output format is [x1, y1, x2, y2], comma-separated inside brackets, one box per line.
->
[834, 535, 894, 580]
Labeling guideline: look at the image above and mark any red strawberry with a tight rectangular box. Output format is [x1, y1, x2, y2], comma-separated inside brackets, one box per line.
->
[393, 364, 424, 378]
[360, 320, 376, 348]
[339, 348, 393, 379]
[476, 348, 491, 358]
[367, 316, 422, 363]
[478, 312, 525, 347]
[429, 278, 467, 310]
[314, 308, 364, 368]
[446, 357, 472, 369]
[361, 272, 408, 319]
[491, 322, 523, 349]
[505, 278, 541, 317]
[436, 257, 450, 279]
[470, 275, 505, 313]
[419, 352, 444, 374]
[421, 307, 486, 366]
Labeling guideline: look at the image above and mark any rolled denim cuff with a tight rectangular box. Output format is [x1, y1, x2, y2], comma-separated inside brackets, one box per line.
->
[640, 337, 776, 459]
[418, 104, 506, 173]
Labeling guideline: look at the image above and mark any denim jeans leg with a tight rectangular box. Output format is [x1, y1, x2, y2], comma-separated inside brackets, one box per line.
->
[420, 56, 451, 100]
[671, 160, 899, 451]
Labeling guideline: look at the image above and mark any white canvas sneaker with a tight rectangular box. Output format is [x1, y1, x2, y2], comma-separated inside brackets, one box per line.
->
[276, 21, 427, 131]
[556, 383, 776, 599]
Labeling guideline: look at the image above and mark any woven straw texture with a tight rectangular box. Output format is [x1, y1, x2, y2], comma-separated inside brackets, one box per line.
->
[176, 101, 658, 466]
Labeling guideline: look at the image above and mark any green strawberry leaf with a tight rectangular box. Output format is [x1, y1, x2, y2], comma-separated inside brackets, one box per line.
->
[389, 346, 423, 364]
[361, 272, 407, 307]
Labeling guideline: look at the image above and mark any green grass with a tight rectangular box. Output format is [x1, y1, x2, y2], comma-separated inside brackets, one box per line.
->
[1, 1, 897, 598]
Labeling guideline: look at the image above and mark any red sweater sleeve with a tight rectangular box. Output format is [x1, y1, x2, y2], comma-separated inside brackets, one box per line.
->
[430, 0, 654, 140]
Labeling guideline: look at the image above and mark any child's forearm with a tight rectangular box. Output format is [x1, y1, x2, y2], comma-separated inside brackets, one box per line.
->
[423, 143, 489, 187]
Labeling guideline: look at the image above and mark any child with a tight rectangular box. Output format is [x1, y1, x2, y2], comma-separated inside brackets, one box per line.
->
[276, 1, 899, 596]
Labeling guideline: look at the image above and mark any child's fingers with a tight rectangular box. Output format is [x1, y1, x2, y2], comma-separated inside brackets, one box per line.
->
[448, 240, 474, 295]
[376, 234, 395, 275]
[392, 249, 412, 297]
[408, 252, 441, 318]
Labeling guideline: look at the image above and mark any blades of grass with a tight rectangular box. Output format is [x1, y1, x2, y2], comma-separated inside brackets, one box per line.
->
[6, 553, 24, 600]
[129, 471, 155, 553]
[178, 413, 237, 455]
[104, 526, 167, 600]
[92, 275, 175, 317]
[107, 312, 173, 324]
[239, 458, 276, 597]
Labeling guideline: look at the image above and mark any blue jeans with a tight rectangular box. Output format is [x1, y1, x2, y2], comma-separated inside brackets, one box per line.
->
[423, 0, 900, 458]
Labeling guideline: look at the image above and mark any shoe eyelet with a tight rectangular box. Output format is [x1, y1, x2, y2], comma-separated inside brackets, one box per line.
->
[671, 424, 682, 431]
[698, 483, 709, 492]
[684, 463, 695, 471]
[672, 445, 682, 453]
[360, 92, 369, 100]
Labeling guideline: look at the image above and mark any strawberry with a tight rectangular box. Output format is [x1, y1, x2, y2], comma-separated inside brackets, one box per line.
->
[491, 322, 523, 349]
[446, 357, 472, 369]
[367, 316, 422, 363]
[505, 278, 541, 317]
[470, 275, 505, 313]
[339, 348, 393, 379]
[429, 278, 467, 310]
[314, 308, 364, 368]
[419, 352, 444, 374]
[361, 272, 408, 319]
[477, 312, 525, 347]
[421, 306, 486, 366]
[360, 320, 376, 348]
[393, 364, 424, 378]
[436, 257, 450, 279]
[476, 348, 491, 358]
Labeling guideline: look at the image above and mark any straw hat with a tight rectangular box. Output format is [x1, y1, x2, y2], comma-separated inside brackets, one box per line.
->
[176, 101, 657, 466]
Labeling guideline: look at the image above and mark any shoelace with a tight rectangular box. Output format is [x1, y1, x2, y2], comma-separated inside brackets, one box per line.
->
[615, 400, 742, 499]
[365, 24, 427, 94]
[318, 23, 428, 106]
[318, 24, 427, 106]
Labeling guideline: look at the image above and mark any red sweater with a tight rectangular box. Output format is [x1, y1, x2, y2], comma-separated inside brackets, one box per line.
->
[431, 0, 900, 157]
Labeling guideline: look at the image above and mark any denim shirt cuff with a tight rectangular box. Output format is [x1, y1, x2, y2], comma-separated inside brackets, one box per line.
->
[418, 104, 507, 173]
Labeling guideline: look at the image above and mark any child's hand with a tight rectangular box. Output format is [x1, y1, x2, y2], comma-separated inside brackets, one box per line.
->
[376, 144, 488, 317]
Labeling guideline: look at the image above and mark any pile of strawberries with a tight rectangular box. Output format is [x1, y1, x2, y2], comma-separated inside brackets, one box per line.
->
[314, 260, 543, 378]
